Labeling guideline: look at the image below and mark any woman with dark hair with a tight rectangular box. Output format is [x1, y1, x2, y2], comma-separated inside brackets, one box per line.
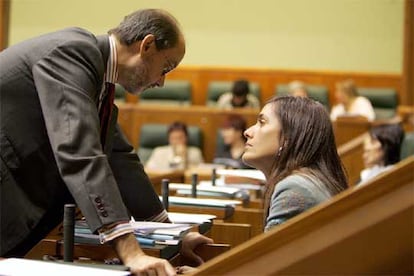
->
[214, 114, 251, 169]
[146, 121, 204, 170]
[243, 96, 348, 231]
[359, 123, 405, 185]
[216, 79, 260, 109]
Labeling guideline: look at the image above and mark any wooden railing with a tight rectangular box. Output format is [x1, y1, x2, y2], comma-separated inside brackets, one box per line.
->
[192, 156, 414, 275]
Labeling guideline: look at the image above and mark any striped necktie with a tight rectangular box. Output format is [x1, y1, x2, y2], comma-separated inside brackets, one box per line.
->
[99, 82, 115, 147]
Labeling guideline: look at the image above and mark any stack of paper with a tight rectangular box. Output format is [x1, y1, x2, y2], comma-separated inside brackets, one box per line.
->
[0, 258, 130, 276]
[131, 221, 192, 246]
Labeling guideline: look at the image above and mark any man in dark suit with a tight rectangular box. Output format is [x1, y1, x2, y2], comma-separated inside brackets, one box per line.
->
[0, 8, 210, 275]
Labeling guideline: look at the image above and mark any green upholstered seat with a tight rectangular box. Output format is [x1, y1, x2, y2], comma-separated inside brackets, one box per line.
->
[137, 123, 203, 164]
[401, 131, 414, 160]
[275, 84, 330, 109]
[206, 81, 261, 106]
[114, 83, 126, 101]
[357, 88, 398, 120]
[139, 80, 192, 106]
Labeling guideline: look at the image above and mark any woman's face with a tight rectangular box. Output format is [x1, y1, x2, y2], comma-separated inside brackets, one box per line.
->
[363, 135, 384, 168]
[242, 103, 282, 175]
[335, 88, 348, 104]
[221, 127, 242, 146]
[169, 130, 187, 146]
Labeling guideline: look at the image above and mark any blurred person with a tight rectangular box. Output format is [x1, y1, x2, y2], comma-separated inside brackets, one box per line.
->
[358, 123, 405, 185]
[330, 79, 375, 121]
[214, 114, 251, 169]
[288, 80, 308, 97]
[217, 79, 260, 109]
[146, 121, 204, 170]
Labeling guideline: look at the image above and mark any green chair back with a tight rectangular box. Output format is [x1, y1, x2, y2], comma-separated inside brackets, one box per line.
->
[275, 84, 330, 109]
[357, 88, 398, 119]
[139, 80, 192, 105]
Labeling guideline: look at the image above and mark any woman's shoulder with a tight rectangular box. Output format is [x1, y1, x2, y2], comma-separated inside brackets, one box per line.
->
[275, 174, 330, 199]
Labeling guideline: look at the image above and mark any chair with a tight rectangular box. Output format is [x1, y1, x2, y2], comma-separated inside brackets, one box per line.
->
[137, 123, 203, 164]
[206, 81, 261, 106]
[275, 84, 330, 109]
[357, 88, 398, 120]
[401, 131, 414, 160]
[114, 83, 126, 102]
[139, 80, 192, 105]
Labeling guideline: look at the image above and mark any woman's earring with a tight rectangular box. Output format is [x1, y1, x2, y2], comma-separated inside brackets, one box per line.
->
[277, 146, 283, 157]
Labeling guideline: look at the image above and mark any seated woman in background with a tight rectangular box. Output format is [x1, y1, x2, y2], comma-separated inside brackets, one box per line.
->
[242, 96, 348, 231]
[217, 79, 260, 109]
[330, 79, 375, 121]
[214, 114, 252, 169]
[145, 121, 204, 170]
[358, 123, 405, 185]
[288, 80, 309, 97]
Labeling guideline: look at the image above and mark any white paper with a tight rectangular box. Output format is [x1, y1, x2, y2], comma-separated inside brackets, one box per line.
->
[168, 212, 216, 224]
[0, 258, 130, 276]
[216, 169, 266, 181]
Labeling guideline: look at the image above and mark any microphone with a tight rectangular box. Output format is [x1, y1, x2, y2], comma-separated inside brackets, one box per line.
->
[162, 178, 170, 211]
[63, 203, 76, 262]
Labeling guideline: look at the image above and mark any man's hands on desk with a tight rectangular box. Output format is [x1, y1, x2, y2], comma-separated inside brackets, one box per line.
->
[113, 230, 213, 275]
[180, 232, 213, 266]
[113, 232, 176, 275]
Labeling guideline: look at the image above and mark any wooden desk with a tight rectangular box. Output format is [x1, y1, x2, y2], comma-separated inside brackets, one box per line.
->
[333, 116, 371, 146]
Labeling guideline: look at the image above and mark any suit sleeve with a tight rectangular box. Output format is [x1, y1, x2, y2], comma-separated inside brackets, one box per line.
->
[32, 37, 130, 232]
[109, 124, 168, 221]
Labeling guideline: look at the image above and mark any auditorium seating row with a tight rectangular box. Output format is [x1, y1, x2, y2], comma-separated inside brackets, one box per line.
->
[115, 80, 400, 119]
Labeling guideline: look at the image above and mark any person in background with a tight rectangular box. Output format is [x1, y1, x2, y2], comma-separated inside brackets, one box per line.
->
[146, 121, 204, 170]
[330, 79, 375, 121]
[0, 8, 211, 275]
[288, 80, 308, 97]
[214, 114, 251, 169]
[242, 96, 348, 231]
[217, 79, 260, 109]
[358, 123, 405, 185]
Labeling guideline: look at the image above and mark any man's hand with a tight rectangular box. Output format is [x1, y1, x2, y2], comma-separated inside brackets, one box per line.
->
[113, 233, 176, 276]
[180, 232, 214, 266]
[125, 254, 176, 276]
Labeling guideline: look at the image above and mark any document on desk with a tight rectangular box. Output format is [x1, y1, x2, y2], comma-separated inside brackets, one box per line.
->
[216, 169, 266, 181]
[0, 258, 130, 276]
[168, 212, 216, 224]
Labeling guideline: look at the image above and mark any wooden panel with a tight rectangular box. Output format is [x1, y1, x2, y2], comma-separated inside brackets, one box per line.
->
[402, 0, 414, 105]
[0, 0, 10, 50]
[207, 222, 251, 248]
[164, 66, 403, 106]
[338, 133, 367, 186]
[192, 156, 414, 275]
[333, 116, 371, 146]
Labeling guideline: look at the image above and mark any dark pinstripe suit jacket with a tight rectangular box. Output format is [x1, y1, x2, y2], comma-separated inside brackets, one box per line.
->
[0, 27, 164, 255]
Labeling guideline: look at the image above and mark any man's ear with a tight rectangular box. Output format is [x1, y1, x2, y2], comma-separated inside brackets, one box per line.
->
[140, 34, 156, 56]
